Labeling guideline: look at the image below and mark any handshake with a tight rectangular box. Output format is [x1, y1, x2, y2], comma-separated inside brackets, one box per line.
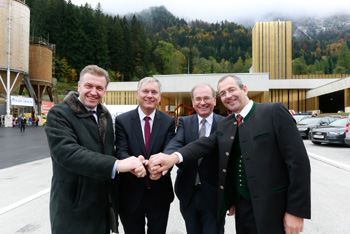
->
[116, 153, 180, 180]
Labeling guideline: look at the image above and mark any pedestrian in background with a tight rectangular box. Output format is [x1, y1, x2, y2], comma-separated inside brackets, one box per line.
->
[20, 117, 26, 133]
[29, 116, 33, 126]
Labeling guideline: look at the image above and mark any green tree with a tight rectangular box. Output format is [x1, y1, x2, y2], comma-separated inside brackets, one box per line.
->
[292, 56, 308, 75]
[153, 41, 174, 74]
[334, 42, 350, 74]
[232, 57, 244, 73]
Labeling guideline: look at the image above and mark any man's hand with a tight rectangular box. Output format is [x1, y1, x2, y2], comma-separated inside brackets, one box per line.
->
[148, 153, 179, 175]
[116, 156, 146, 177]
[284, 212, 304, 234]
[227, 205, 235, 216]
[144, 162, 162, 180]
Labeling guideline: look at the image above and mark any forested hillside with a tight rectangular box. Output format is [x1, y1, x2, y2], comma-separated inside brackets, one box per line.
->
[26, 0, 350, 85]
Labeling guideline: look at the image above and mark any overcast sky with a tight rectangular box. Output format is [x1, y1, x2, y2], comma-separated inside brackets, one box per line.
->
[70, 0, 350, 24]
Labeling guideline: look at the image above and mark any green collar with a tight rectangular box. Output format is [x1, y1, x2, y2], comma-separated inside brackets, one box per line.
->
[243, 102, 257, 122]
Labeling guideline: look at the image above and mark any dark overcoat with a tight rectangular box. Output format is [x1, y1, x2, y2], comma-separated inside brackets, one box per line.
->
[45, 91, 118, 234]
[178, 102, 311, 234]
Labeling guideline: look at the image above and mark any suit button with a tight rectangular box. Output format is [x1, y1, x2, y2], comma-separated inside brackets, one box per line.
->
[234, 122, 237, 125]
[225, 152, 229, 156]
[230, 136, 234, 140]
[220, 186, 224, 190]
[222, 169, 227, 173]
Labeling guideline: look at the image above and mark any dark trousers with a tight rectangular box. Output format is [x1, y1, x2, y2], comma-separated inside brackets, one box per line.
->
[20, 124, 25, 132]
[235, 198, 258, 234]
[119, 189, 170, 234]
[180, 186, 225, 234]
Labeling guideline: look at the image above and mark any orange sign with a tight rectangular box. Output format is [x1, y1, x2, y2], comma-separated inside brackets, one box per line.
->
[42, 101, 55, 114]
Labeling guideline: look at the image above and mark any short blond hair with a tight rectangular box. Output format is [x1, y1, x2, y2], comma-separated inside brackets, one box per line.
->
[80, 65, 110, 87]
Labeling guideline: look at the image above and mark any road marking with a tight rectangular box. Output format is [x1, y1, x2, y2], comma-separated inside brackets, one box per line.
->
[0, 187, 50, 215]
[308, 152, 350, 172]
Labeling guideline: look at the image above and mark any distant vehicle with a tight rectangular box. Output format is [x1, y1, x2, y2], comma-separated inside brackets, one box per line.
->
[345, 114, 350, 146]
[41, 113, 47, 126]
[297, 117, 334, 138]
[293, 115, 311, 123]
[309, 118, 349, 146]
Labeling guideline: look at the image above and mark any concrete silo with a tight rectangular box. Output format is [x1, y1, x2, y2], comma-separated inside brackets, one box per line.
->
[0, 0, 30, 127]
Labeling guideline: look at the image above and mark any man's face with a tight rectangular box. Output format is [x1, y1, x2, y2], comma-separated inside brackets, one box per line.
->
[192, 86, 216, 118]
[78, 73, 107, 109]
[218, 77, 249, 114]
[136, 81, 161, 114]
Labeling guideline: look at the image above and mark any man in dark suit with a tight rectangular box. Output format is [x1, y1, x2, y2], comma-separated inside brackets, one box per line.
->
[149, 75, 311, 234]
[114, 77, 175, 234]
[163, 84, 225, 234]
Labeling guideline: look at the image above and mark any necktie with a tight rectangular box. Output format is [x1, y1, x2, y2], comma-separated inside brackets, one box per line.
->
[144, 116, 151, 188]
[144, 116, 151, 155]
[195, 119, 206, 185]
[198, 118, 206, 138]
[89, 110, 97, 123]
[236, 114, 243, 126]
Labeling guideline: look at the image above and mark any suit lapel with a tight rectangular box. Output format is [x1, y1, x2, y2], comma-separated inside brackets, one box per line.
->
[131, 107, 147, 156]
[191, 115, 199, 141]
[148, 110, 161, 158]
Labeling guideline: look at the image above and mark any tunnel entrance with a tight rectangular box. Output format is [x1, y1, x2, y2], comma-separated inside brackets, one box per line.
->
[319, 90, 344, 113]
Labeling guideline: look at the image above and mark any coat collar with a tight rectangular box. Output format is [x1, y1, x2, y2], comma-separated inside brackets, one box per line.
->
[64, 91, 110, 118]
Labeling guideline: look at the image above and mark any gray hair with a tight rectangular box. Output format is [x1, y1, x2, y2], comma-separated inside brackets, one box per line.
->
[137, 77, 162, 93]
[218, 75, 244, 89]
[80, 65, 110, 87]
[190, 84, 216, 99]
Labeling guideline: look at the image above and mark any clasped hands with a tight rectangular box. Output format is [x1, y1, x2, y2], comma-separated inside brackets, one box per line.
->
[116, 154, 175, 180]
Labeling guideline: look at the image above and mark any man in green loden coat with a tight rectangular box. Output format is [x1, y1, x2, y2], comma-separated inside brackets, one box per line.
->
[45, 65, 147, 234]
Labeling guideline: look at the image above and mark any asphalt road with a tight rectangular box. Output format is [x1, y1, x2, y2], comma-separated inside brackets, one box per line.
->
[0, 127, 349, 233]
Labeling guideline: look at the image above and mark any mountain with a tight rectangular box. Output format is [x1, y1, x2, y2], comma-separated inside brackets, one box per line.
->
[127, 5, 188, 34]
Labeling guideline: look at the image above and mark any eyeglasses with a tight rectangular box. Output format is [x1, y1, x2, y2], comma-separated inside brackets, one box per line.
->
[193, 96, 213, 103]
[141, 90, 160, 96]
[219, 88, 237, 98]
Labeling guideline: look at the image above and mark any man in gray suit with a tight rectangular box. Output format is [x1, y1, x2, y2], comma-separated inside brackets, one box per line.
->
[149, 75, 311, 234]
[164, 84, 225, 234]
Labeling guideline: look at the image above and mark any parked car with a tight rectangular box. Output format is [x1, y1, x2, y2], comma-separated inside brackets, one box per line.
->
[297, 117, 333, 138]
[293, 114, 311, 123]
[345, 114, 350, 146]
[309, 117, 348, 146]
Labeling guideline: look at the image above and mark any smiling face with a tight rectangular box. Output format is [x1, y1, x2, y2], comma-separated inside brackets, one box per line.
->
[192, 85, 216, 118]
[77, 72, 107, 109]
[217, 77, 249, 114]
[136, 81, 161, 115]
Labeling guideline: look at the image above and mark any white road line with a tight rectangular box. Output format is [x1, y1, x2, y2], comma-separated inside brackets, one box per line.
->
[0, 187, 50, 215]
[308, 152, 350, 172]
